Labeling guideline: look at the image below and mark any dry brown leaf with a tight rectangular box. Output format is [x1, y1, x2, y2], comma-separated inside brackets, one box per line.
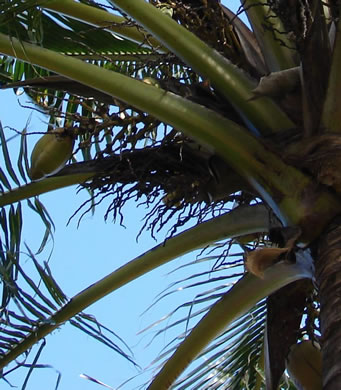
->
[245, 247, 289, 278]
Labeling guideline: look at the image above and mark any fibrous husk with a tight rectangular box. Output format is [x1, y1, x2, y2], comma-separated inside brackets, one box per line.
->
[250, 67, 300, 99]
[285, 134, 341, 194]
[245, 247, 290, 278]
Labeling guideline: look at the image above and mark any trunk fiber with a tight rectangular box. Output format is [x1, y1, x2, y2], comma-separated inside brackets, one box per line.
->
[315, 216, 341, 389]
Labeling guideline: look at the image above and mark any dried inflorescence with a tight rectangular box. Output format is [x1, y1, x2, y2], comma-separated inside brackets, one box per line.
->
[75, 138, 239, 235]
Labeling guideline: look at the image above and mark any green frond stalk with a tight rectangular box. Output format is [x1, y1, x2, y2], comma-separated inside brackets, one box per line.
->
[0, 172, 94, 207]
[147, 253, 314, 390]
[44, 0, 163, 50]
[243, 0, 296, 71]
[44, 0, 295, 134]
[0, 32, 339, 240]
[0, 204, 269, 369]
[108, 0, 294, 135]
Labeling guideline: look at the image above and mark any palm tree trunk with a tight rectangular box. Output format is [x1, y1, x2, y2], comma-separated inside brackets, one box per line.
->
[315, 216, 341, 389]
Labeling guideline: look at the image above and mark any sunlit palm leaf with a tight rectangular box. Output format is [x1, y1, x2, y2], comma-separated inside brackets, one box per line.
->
[17, 126, 29, 183]
[173, 302, 266, 389]
[139, 247, 267, 389]
[0, 241, 135, 381]
[0, 123, 20, 186]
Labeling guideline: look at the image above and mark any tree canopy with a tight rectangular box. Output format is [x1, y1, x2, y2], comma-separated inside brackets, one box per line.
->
[0, 0, 340, 389]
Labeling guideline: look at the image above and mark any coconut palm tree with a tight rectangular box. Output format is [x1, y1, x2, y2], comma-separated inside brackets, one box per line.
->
[0, 0, 339, 388]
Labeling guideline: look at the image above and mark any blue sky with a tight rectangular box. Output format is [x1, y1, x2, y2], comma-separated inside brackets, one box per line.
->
[0, 1, 242, 389]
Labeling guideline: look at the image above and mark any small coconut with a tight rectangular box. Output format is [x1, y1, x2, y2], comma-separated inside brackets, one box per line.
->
[29, 128, 74, 181]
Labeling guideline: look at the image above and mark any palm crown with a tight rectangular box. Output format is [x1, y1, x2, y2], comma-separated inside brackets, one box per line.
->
[0, 0, 339, 389]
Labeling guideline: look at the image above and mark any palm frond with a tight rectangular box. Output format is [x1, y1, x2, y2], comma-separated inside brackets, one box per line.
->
[173, 303, 266, 390]
[0, 2, 149, 58]
[0, 0, 171, 141]
[0, 205, 272, 374]
[0, 119, 135, 381]
[145, 247, 314, 389]
[0, 120, 55, 254]
[0, 5, 196, 165]
[0, 0, 335, 388]
[0, 246, 135, 382]
[138, 246, 265, 389]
